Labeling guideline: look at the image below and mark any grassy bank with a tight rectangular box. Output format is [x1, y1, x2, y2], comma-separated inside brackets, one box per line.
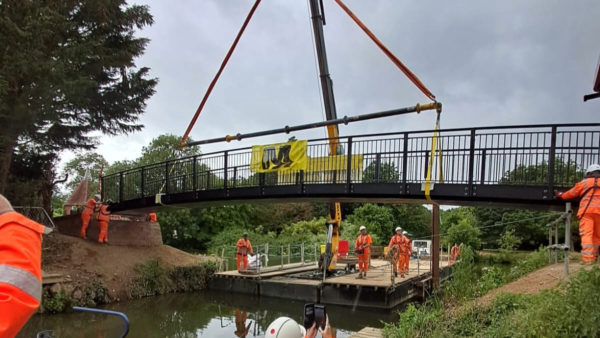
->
[42, 260, 217, 313]
[381, 247, 593, 337]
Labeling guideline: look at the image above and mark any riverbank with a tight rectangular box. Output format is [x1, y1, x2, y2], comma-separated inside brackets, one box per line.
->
[381, 248, 600, 337]
[41, 232, 217, 312]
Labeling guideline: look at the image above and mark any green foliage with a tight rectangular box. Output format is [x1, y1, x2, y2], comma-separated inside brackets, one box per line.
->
[129, 259, 216, 299]
[363, 161, 400, 183]
[42, 290, 73, 314]
[61, 151, 108, 196]
[0, 0, 157, 198]
[382, 300, 444, 338]
[475, 266, 504, 297]
[445, 246, 478, 300]
[506, 246, 548, 282]
[137, 134, 200, 166]
[497, 228, 522, 251]
[346, 203, 393, 245]
[445, 219, 481, 249]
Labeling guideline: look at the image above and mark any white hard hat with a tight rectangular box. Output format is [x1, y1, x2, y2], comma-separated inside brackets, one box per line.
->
[586, 164, 600, 174]
[403, 231, 408, 235]
[94, 194, 101, 200]
[265, 316, 306, 338]
[359, 226, 366, 231]
[395, 227, 402, 232]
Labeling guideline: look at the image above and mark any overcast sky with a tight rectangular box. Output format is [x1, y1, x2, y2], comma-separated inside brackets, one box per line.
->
[78, 0, 599, 165]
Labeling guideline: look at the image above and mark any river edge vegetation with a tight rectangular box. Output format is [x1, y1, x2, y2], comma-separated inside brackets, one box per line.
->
[382, 247, 600, 337]
[42, 260, 217, 314]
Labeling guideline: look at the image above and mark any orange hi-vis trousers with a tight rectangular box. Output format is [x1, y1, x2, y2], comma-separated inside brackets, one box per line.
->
[396, 252, 406, 275]
[98, 221, 108, 243]
[236, 254, 248, 270]
[403, 253, 410, 270]
[579, 213, 600, 263]
[358, 250, 370, 271]
[80, 208, 93, 238]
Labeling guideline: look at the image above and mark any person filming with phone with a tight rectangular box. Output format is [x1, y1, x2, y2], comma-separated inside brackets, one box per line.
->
[265, 303, 335, 338]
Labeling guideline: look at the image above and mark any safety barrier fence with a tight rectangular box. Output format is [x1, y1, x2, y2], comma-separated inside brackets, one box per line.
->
[216, 243, 321, 275]
[102, 123, 600, 204]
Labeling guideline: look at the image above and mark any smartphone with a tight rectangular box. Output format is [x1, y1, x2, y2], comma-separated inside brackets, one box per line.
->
[314, 304, 327, 330]
[304, 303, 315, 329]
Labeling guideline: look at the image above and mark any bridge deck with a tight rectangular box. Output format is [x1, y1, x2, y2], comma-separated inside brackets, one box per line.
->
[101, 123, 600, 212]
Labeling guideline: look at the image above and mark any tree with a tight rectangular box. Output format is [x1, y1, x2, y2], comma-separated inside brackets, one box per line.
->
[497, 229, 522, 251]
[445, 219, 481, 249]
[389, 204, 432, 239]
[345, 203, 394, 245]
[363, 162, 400, 183]
[0, 1, 157, 200]
[61, 152, 109, 197]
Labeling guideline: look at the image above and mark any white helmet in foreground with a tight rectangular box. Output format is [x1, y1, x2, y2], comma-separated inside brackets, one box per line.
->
[586, 164, 600, 174]
[403, 231, 408, 235]
[395, 227, 402, 232]
[359, 225, 366, 231]
[265, 316, 306, 338]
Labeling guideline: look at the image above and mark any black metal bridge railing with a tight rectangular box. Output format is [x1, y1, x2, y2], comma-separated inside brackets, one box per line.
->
[102, 123, 600, 208]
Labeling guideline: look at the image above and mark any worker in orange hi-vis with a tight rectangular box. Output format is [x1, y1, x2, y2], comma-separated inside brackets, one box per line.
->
[388, 227, 406, 277]
[96, 203, 111, 244]
[450, 243, 460, 264]
[80, 194, 100, 238]
[402, 231, 412, 273]
[556, 164, 600, 264]
[0, 194, 52, 337]
[236, 232, 253, 271]
[355, 226, 372, 279]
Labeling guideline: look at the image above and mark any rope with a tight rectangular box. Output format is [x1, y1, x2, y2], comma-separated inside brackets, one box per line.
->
[180, 0, 263, 149]
[333, 0, 436, 101]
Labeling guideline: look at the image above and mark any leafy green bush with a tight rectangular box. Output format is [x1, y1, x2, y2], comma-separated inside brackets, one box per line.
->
[506, 246, 548, 282]
[42, 290, 73, 313]
[382, 299, 444, 337]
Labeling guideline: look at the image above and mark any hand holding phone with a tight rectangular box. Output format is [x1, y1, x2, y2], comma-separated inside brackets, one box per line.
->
[304, 303, 315, 330]
[314, 304, 327, 331]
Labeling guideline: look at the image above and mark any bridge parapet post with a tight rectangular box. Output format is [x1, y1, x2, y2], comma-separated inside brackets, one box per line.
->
[467, 129, 476, 197]
[223, 151, 228, 189]
[547, 126, 557, 199]
[165, 161, 170, 194]
[402, 133, 408, 193]
[118, 172, 123, 203]
[346, 136, 353, 187]
[192, 156, 198, 192]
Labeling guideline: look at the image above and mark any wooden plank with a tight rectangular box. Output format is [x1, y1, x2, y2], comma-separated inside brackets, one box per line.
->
[323, 258, 434, 287]
[216, 263, 317, 279]
[350, 327, 382, 338]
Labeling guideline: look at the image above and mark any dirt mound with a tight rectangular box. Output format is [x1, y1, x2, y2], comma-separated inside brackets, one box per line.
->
[42, 232, 204, 300]
[474, 262, 584, 307]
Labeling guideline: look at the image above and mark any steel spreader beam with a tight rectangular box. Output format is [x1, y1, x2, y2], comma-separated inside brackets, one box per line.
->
[186, 101, 441, 146]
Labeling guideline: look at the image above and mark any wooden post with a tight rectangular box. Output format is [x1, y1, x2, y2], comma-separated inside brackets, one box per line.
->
[301, 243, 305, 265]
[432, 204, 440, 288]
[288, 244, 291, 265]
[281, 246, 284, 269]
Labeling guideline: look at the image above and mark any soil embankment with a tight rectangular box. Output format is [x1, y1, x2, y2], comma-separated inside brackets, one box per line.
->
[41, 232, 211, 311]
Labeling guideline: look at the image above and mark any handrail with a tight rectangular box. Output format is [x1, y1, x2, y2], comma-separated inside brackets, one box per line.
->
[102, 124, 600, 205]
[73, 306, 130, 337]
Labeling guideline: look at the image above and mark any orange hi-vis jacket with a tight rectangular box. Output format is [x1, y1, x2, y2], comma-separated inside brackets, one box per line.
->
[561, 177, 600, 217]
[404, 236, 412, 254]
[355, 234, 372, 254]
[96, 204, 110, 222]
[0, 212, 45, 337]
[236, 238, 253, 256]
[388, 234, 407, 254]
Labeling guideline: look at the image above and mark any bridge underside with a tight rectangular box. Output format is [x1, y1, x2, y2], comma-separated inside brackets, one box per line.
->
[111, 183, 570, 213]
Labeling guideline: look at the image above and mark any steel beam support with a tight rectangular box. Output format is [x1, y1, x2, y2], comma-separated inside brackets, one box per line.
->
[431, 203, 440, 288]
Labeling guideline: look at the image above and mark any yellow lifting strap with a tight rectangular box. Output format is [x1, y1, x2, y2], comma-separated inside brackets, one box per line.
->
[424, 112, 444, 202]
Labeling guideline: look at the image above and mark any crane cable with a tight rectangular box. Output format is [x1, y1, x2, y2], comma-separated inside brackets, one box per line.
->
[180, 0, 263, 150]
[333, 0, 436, 101]
[156, 0, 262, 200]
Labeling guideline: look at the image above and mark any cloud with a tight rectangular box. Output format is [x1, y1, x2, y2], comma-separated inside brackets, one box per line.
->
[68, 0, 600, 165]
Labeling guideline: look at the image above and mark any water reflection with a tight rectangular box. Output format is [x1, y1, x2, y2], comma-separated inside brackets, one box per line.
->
[19, 290, 397, 337]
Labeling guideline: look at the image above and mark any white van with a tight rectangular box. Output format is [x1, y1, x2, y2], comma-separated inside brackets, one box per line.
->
[412, 240, 431, 256]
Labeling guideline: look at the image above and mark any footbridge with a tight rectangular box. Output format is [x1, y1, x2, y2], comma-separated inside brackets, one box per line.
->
[102, 123, 599, 212]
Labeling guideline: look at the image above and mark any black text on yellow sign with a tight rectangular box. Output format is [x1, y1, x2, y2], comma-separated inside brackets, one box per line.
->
[250, 140, 308, 173]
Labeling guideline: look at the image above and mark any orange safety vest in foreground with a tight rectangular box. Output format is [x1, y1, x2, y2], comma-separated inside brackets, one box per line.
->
[0, 211, 45, 337]
[561, 177, 600, 217]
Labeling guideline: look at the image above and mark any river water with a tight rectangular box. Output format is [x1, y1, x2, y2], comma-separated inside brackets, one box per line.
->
[19, 290, 398, 337]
